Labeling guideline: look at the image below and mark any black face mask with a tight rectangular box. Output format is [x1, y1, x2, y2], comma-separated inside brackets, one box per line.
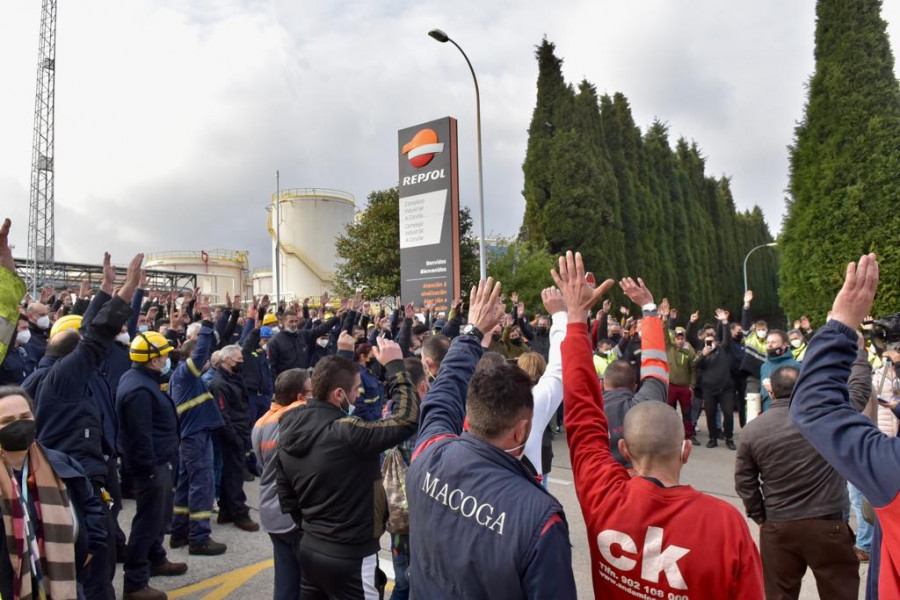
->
[231, 362, 244, 374]
[0, 419, 36, 452]
[511, 338, 522, 345]
[767, 347, 787, 358]
[536, 326, 548, 335]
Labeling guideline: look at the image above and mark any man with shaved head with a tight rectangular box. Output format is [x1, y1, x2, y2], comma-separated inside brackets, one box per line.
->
[554, 251, 763, 599]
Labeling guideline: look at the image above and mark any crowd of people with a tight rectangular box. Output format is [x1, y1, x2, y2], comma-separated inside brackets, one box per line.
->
[0, 214, 898, 600]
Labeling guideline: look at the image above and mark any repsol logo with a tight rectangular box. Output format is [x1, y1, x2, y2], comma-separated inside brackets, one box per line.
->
[598, 526, 690, 589]
[402, 168, 446, 187]
[422, 471, 507, 535]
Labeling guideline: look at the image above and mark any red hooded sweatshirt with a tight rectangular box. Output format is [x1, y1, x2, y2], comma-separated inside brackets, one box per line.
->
[562, 320, 763, 599]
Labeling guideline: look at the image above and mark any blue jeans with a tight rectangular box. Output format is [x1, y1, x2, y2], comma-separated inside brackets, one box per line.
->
[269, 530, 302, 600]
[390, 534, 410, 600]
[848, 481, 873, 552]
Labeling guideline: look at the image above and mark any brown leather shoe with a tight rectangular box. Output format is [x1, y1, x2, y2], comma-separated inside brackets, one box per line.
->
[854, 547, 870, 562]
[150, 559, 188, 577]
[233, 516, 260, 532]
[123, 586, 167, 600]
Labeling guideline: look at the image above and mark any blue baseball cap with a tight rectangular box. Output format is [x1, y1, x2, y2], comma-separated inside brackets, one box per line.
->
[260, 326, 273, 338]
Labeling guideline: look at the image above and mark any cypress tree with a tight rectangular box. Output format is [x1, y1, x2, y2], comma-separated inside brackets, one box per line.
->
[781, 0, 900, 320]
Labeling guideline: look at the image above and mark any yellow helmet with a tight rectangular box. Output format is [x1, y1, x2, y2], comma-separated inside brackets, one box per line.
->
[129, 331, 174, 363]
[262, 313, 278, 326]
[50, 315, 82, 338]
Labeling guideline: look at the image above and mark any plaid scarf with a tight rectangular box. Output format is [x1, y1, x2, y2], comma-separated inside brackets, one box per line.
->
[0, 443, 77, 600]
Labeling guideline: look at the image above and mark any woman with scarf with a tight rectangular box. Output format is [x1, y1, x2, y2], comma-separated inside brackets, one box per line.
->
[0, 385, 107, 600]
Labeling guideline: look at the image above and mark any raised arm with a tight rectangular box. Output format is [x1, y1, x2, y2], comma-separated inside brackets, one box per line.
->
[528, 289, 568, 434]
[619, 277, 668, 403]
[413, 279, 503, 459]
[553, 252, 629, 509]
[790, 254, 900, 509]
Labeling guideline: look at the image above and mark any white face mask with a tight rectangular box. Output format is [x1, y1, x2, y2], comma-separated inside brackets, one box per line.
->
[790, 339, 802, 349]
[36, 316, 51, 330]
[16, 329, 32, 345]
[504, 441, 527, 461]
[757, 329, 767, 339]
[317, 338, 329, 348]
[116, 332, 131, 345]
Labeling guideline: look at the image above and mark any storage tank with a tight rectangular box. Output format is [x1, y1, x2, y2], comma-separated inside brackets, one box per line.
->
[252, 268, 274, 297]
[145, 249, 252, 304]
[268, 188, 355, 298]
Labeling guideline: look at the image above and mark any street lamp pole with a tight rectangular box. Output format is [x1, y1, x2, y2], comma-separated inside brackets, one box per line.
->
[743, 242, 777, 293]
[429, 28, 487, 280]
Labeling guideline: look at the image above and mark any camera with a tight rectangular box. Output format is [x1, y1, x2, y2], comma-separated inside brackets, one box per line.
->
[870, 313, 900, 355]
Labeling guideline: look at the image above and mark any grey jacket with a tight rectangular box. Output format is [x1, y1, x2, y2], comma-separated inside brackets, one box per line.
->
[734, 396, 848, 523]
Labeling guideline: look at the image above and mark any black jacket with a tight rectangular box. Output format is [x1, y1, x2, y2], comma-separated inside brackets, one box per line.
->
[275, 360, 420, 558]
[268, 317, 339, 375]
[210, 368, 251, 447]
[693, 323, 734, 394]
[241, 329, 273, 397]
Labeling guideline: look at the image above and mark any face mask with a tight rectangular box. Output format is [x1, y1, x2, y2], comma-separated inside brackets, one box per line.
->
[138, 325, 149, 333]
[790, 339, 802, 349]
[16, 329, 31, 345]
[116, 332, 131, 345]
[504, 441, 527, 461]
[757, 330, 767, 339]
[36, 316, 51, 330]
[0, 419, 37, 452]
[317, 338, 329, 348]
[286, 326, 298, 334]
[339, 391, 355, 416]
[536, 326, 548, 335]
[511, 338, 522, 345]
[261, 342, 268, 351]
[767, 347, 786, 358]
[160, 357, 172, 376]
[231, 361, 244, 375]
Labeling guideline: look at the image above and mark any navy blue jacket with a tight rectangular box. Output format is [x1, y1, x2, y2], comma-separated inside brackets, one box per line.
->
[0, 445, 107, 600]
[35, 296, 130, 482]
[407, 335, 576, 599]
[116, 364, 180, 476]
[0, 345, 30, 385]
[241, 324, 274, 397]
[170, 321, 224, 438]
[210, 368, 250, 447]
[23, 321, 48, 364]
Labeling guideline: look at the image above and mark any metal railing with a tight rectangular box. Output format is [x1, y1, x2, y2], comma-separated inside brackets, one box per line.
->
[270, 188, 356, 205]
[145, 249, 249, 264]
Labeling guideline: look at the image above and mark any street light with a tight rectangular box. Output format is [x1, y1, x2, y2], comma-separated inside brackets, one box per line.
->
[743, 242, 777, 294]
[428, 28, 487, 280]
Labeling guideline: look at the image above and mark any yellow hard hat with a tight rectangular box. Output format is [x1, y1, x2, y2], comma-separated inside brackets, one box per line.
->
[129, 331, 173, 363]
[50, 315, 82, 338]
[262, 313, 278, 326]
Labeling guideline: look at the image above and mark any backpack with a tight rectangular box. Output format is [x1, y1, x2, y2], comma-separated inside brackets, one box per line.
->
[381, 447, 409, 535]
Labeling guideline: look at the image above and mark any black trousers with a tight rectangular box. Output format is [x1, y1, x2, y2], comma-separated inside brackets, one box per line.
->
[84, 478, 116, 600]
[219, 438, 250, 520]
[732, 374, 747, 428]
[124, 463, 172, 593]
[704, 387, 735, 440]
[298, 545, 383, 600]
[760, 517, 860, 599]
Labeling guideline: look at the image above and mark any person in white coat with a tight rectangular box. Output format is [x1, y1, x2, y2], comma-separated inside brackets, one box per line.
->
[518, 287, 568, 486]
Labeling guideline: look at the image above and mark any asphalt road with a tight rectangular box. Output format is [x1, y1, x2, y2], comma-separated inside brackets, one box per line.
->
[113, 418, 868, 599]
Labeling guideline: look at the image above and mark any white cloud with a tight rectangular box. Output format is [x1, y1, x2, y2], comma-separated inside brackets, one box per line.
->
[1, 0, 899, 271]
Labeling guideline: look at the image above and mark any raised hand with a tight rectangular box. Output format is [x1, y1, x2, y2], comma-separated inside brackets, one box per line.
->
[659, 297, 670, 319]
[78, 279, 90, 299]
[0, 219, 14, 273]
[225, 291, 231, 308]
[467, 277, 504, 334]
[233, 295, 241, 310]
[337, 331, 355, 352]
[690, 310, 700, 323]
[405, 302, 415, 320]
[619, 277, 654, 307]
[602, 299, 611, 313]
[198, 296, 211, 320]
[100, 253, 115, 295]
[743, 289, 754, 306]
[550, 251, 615, 323]
[715, 308, 728, 323]
[830, 253, 879, 331]
[139, 269, 148, 291]
[517, 302, 525, 318]
[510, 291, 519, 304]
[372, 335, 404, 365]
[259, 294, 270, 313]
[541, 287, 566, 315]
[117, 253, 144, 303]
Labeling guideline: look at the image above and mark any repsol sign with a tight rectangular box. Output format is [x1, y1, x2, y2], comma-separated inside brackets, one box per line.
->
[401, 168, 446, 187]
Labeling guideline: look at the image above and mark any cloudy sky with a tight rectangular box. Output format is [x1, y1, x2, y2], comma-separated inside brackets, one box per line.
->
[2, 0, 899, 270]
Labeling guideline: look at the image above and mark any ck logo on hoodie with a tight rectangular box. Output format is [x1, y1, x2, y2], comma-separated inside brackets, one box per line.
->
[597, 526, 689, 591]
[421, 471, 507, 535]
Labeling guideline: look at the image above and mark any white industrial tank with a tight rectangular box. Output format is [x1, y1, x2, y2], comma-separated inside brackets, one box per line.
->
[268, 188, 355, 299]
[145, 249, 252, 304]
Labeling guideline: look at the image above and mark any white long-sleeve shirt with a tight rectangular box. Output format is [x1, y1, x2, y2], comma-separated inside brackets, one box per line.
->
[524, 311, 567, 473]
